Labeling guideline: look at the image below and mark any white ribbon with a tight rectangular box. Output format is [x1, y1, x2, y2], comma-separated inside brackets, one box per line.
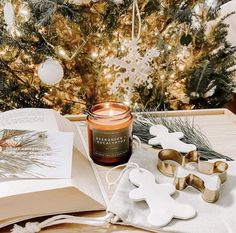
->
[105, 134, 141, 188]
[11, 213, 114, 233]
[132, 0, 142, 40]
[105, 162, 140, 188]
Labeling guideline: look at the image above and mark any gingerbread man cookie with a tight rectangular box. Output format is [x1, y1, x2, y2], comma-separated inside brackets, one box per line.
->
[148, 125, 196, 153]
[129, 168, 196, 227]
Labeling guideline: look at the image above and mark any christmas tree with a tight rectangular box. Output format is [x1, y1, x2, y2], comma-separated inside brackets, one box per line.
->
[0, 0, 235, 114]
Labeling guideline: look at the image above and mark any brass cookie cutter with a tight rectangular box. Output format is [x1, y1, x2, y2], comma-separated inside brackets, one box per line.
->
[157, 149, 228, 203]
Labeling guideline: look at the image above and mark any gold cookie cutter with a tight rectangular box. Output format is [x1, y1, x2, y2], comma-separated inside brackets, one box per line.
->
[157, 149, 228, 203]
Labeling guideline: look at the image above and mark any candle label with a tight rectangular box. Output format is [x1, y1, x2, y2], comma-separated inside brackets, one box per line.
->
[93, 128, 130, 157]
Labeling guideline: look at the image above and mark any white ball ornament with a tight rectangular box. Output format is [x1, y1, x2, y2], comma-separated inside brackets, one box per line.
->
[4, 2, 15, 33]
[38, 58, 64, 85]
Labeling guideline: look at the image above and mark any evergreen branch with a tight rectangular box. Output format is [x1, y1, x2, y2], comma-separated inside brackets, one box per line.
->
[29, 0, 86, 26]
[220, 11, 236, 22]
[133, 113, 233, 161]
[0, 60, 27, 85]
[28, 0, 59, 25]
[0, 98, 16, 110]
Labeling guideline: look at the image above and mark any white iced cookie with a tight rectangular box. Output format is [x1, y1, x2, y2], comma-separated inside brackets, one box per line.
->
[129, 168, 196, 227]
[148, 125, 196, 153]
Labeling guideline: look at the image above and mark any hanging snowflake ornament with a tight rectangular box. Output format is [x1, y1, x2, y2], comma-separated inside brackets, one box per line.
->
[105, 39, 160, 95]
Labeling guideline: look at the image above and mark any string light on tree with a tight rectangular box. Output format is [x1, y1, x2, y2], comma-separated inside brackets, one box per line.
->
[56, 46, 70, 60]
[91, 52, 98, 59]
[19, 2, 31, 22]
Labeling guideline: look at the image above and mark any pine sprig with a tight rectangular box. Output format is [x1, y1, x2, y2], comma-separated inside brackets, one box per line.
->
[133, 113, 233, 161]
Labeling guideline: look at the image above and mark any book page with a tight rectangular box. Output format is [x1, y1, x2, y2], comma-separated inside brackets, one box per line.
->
[73, 122, 109, 206]
[53, 112, 87, 158]
[0, 108, 59, 131]
[54, 117, 108, 206]
[0, 108, 88, 158]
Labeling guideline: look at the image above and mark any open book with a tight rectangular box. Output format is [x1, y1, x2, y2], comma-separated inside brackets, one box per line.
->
[0, 108, 108, 228]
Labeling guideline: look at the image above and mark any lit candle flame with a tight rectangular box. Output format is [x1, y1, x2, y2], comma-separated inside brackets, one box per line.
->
[108, 109, 114, 116]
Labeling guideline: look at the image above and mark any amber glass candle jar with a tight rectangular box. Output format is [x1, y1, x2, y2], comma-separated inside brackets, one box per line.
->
[87, 102, 133, 165]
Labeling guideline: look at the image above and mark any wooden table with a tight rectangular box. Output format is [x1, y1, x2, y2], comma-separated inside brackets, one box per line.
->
[2, 109, 236, 233]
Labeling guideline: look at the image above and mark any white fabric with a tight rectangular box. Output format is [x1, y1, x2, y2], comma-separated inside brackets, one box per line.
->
[107, 147, 236, 233]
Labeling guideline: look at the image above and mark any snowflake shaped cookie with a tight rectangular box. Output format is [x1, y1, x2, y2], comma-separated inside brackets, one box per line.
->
[105, 39, 160, 94]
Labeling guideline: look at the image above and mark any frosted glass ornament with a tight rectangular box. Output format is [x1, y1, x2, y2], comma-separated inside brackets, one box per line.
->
[4, 2, 15, 32]
[38, 58, 64, 85]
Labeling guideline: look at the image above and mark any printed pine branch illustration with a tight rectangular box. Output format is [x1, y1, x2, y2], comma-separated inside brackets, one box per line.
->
[0, 129, 54, 177]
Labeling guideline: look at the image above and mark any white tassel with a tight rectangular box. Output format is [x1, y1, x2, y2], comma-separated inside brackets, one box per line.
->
[11, 214, 114, 233]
